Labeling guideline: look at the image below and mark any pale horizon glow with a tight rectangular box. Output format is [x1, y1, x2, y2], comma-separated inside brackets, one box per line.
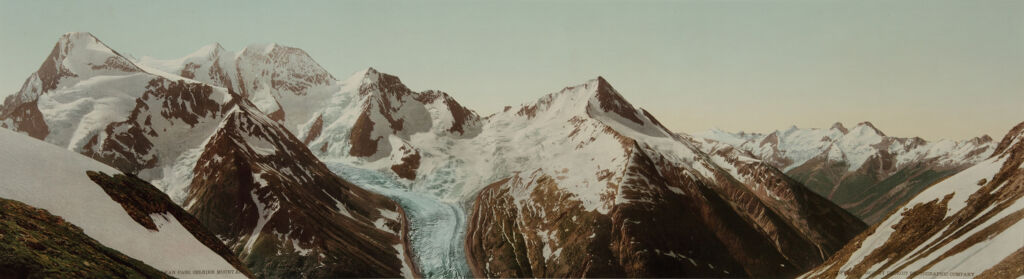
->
[1, 0, 1021, 141]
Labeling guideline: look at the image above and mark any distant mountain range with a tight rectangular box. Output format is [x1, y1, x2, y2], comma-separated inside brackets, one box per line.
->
[802, 121, 1024, 278]
[1, 32, 1019, 278]
[695, 122, 994, 224]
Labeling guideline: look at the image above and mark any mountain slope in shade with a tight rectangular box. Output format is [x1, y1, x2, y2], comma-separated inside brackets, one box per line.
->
[695, 123, 995, 224]
[184, 99, 418, 278]
[0, 197, 168, 278]
[449, 77, 865, 277]
[801, 121, 1024, 279]
[0, 128, 247, 278]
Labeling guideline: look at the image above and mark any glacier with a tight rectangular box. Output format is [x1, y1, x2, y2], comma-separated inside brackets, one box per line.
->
[327, 162, 472, 278]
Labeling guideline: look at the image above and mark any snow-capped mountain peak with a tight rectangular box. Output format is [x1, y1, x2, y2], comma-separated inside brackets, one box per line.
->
[801, 121, 1024, 278]
[969, 134, 994, 146]
[695, 122, 997, 224]
[501, 76, 670, 140]
[186, 97, 419, 277]
[356, 67, 412, 97]
[242, 42, 279, 55]
[135, 42, 226, 82]
[55, 32, 118, 55]
[851, 121, 885, 137]
[188, 42, 225, 59]
[2, 33, 937, 277]
[55, 32, 106, 51]
[32, 32, 142, 94]
[830, 122, 849, 134]
[460, 76, 865, 277]
[589, 76, 646, 124]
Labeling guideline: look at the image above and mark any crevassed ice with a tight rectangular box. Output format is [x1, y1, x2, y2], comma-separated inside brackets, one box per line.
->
[326, 162, 472, 279]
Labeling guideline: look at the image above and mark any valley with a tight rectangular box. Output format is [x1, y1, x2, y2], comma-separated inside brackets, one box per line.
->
[328, 162, 473, 278]
[0, 31, 1018, 278]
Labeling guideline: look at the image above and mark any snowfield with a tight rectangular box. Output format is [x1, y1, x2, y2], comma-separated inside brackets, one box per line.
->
[0, 128, 244, 278]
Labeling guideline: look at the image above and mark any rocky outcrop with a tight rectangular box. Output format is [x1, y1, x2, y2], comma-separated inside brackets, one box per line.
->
[185, 99, 418, 278]
[2, 34, 424, 278]
[85, 171, 255, 277]
[467, 140, 864, 278]
[468, 152, 851, 277]
[0, 33, 237, 185]
[0, 198, 168, 278]
[303, 68, 483, 179]
[348, 111, 380, 157]
[0, 99, 48, 139]
[2, 33, 892, 278]
[81, 77, 231, 175]
[464, 78, 865, 278]
[0, 32, 138, 141]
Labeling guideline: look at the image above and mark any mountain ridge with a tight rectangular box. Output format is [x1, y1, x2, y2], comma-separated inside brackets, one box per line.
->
[0, 127, 247, 278]
[0, 32, 419, 278]
[3, 32, 979, 278]
[801, 121, 1024, 278]
[695, 122, 995, 224]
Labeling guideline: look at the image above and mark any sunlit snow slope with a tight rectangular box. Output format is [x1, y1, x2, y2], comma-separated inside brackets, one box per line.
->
[0, 128, 245, 278]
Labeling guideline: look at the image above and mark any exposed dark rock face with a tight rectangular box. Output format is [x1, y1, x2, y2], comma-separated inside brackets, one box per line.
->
[592, 76, 643, 125]
[302, 114, 324, 145]
[348, 111, 379, 157]
[466, 126, 865, 278]
[0, 32, 141, 142]
[0, 197, 168, 278]
[458, 76, 865, 278]
[81, 77, 229, 175]
[185, 100, 418, 278]
[699, 143, 868, 263]
[390, 144, 421, 180]
[787, 153, 978, 224]
[1, 33, 889, 279]
[0, 98, 49, 140]
[414, 90, 476, 135]
[85, 171, 255, 277]
[330, 68, 481, 174]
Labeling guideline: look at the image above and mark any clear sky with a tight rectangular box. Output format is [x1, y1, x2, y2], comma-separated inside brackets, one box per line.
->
[1, 0, 1021, 140]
